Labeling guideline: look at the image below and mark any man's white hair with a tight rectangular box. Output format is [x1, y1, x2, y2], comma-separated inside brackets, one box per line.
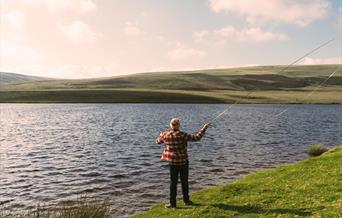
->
[170, 118, 180, 130]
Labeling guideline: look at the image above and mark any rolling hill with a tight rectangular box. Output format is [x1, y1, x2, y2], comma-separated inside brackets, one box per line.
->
[0, 64, 341, 103]
[0, 72, 51, 85]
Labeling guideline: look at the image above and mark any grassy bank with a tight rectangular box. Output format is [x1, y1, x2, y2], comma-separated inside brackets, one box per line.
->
[1, 65, 341, 103]
[133, 146, 342, 218]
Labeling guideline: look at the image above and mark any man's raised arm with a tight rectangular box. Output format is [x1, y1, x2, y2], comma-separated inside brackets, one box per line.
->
[185, 123, 210, 142]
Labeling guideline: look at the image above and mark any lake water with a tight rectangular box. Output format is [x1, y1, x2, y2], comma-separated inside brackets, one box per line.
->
[0, 104, 341, 217]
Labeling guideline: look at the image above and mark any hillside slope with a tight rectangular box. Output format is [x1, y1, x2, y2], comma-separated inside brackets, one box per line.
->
[0, 65, 341, 103]
[0, 72, 51, 85]
[1, 65, 341, 91]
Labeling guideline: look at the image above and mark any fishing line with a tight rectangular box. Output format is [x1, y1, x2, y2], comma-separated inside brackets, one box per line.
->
[207, 38, 336, 124]
[272, 66, 342, 118]
[272, 22, 341, 118]
[208, 93, 252, 123]
[276, 38, 335, 75]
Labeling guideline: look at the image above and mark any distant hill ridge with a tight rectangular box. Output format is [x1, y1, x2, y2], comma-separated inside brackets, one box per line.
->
[0, 72, 51, 85]
[1, 64, 341, 91]
[0, 65, 341, 103]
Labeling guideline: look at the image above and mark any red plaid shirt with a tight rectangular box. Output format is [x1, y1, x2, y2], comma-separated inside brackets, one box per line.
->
[156, 127, 207, 165]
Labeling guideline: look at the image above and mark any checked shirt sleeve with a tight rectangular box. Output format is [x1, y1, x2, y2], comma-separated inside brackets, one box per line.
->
[185, 127, 206, 142]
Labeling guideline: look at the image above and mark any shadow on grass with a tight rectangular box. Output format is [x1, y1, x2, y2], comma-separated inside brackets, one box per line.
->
[174, 202, 203, 210]
[183, 202, 203, 207]
[212, 204, 312, 216]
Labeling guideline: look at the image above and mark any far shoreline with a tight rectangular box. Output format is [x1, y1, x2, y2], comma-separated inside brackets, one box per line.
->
[0, 88, 341, 104]
[0, 102, 341, 104]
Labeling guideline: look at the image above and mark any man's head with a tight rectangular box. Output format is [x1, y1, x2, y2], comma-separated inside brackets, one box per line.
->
[170, 118, 180, 130]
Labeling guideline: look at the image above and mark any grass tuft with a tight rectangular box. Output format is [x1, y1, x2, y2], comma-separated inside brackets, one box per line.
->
[307, 144, 328, 157]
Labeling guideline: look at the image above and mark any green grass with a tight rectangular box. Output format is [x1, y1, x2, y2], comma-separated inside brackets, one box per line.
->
[2, 65, 342, 91]
[0, 89, 225, 103]
[0, 64, 341, 103]
[0, 88, 341, 103]
[132, 145, 342, 218]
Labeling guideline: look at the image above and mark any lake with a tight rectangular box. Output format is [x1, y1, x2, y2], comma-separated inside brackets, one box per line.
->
[0, 104, 341, 217]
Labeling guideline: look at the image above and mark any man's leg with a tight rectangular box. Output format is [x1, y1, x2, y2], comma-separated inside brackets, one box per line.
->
[169, 164, 179, 207]
[180, 161, 189, 203]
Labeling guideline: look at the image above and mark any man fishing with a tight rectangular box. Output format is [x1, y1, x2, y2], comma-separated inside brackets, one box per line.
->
[156, 118, 210, 208]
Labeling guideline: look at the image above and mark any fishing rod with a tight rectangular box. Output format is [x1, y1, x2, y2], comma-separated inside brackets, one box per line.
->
[207, 38, 336, 124]
[273, 65, 342, 118]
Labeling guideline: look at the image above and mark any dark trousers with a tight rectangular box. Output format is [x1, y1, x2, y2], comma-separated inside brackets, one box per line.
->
[169, 161, 189, 207]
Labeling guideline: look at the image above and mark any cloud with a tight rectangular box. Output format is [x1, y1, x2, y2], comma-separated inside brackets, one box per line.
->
[58, 20, 102, 43]
[52, 64, 94, 78]
[168, 43, 207, 61]
[208, 0, 330, 26]
[193, 30, 210, 42]
[46, 0, 73, 11]
[18, 0, 96, 13]
[1, 63, 117, 79]
[301, 57, 341, 65]
[2, 10, 25, 30]
[194, 25, 288, 44]
[123, 22, 142, 36]
[49, 64, 118, 79]
[1, 10, 26, 41]
[337, 8, 342, 29]
[237, 27, 288, 41]
[0, 41, 44, 67]
[79, 0, 97, 12]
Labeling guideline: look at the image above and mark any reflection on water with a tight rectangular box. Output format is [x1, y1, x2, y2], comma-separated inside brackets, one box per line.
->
[0, 104, 341, 217]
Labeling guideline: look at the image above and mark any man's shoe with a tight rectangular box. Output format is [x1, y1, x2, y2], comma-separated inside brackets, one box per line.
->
[184, 200, 193, 206]
[165, 204, 176, 209]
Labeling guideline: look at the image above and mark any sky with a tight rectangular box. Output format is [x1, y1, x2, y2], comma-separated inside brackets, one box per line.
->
[0, 0, 341, 79]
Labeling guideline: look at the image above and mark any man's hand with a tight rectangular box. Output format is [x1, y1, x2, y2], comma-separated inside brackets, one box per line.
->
[203, 123, 210, 130]
[156, 132, 165, 144]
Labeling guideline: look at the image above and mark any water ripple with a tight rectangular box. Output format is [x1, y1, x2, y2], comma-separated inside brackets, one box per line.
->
[0, 103, 341, 217]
